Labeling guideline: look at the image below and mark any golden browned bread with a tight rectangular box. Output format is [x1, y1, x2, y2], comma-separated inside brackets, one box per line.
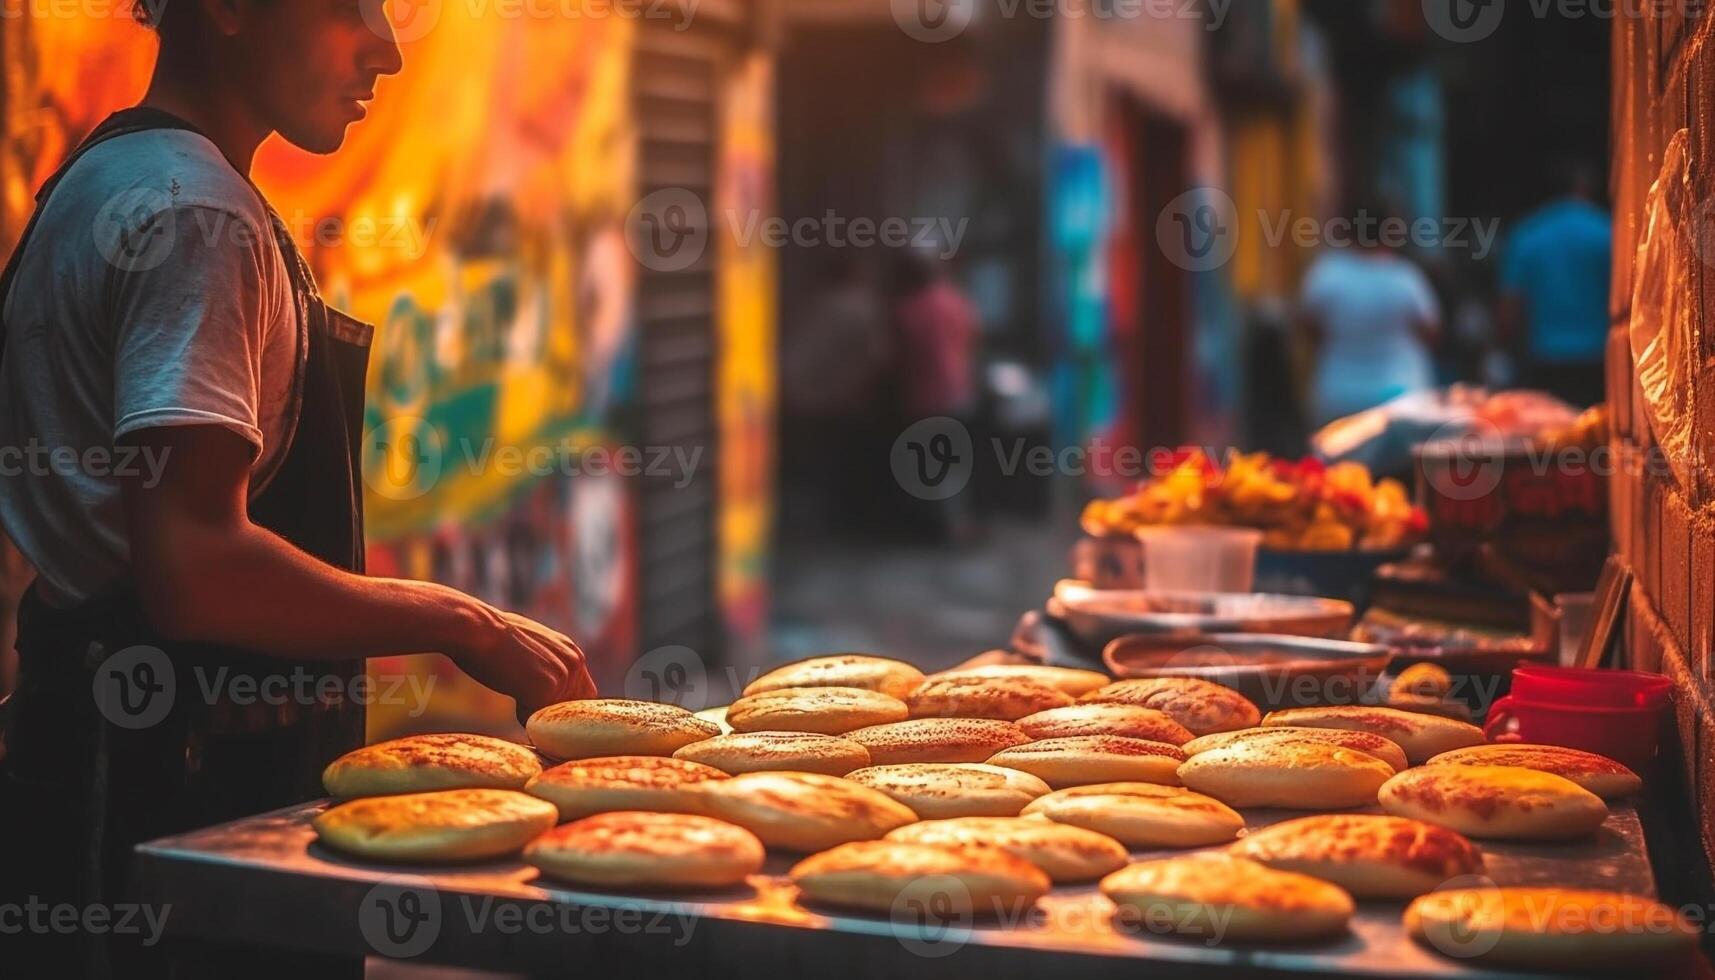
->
[1081, 678, 1260, 735]
[312, 789, 557, 863]
[1379, 765, 1609, 840]
[688, 771, 917, 852]
[743, 655, 925, 699]
[1230, 814, 1483, 897]
[1406, 888, 1698, 972]
[844, 718, 1032, 765]
[844, 763, 1050, 818]
[930, 663, 1111, 697]
[526, 700, 721, 760]
[1022, 783, 1245, 848]
[1182, 726, 1409, 773]
[1260, 706, 1484, 764]
[322, 734, 542, 799]
[1392, 662, 1454, 699]
[1016, 704, 1194, 746]
[672, 732, 871, 777]
[985, 736, 1184, 789]
[1100, 855, 1354, 942]
[886, 816, 1128, 883]
[1177, 741, 1395, 809]
[524, 756, 726, 820]
[1425, 744, 1642, 799]
[904, 675, 1075, 721]
[726, 686, 909, 735]
[525, 811, 764, 889]
[790, 840, 1050, 916]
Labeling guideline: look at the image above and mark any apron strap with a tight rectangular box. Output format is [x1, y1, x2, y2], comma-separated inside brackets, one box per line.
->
[0, 108, 208, 374]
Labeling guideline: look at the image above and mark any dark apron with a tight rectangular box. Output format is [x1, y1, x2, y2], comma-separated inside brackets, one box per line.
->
[0, 108, 372, 976]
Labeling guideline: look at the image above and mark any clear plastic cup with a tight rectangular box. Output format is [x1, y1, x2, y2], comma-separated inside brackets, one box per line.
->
[1133, 526, 1263, 593]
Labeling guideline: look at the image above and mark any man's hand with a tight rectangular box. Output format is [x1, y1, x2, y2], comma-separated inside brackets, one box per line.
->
[451, 605, 596, 721]
[121, 424, 598, 715]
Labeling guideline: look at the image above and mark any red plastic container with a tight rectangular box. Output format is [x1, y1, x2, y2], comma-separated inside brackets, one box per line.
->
[1506, 665, 1672, 709]
[1484, 666, 1673, 772]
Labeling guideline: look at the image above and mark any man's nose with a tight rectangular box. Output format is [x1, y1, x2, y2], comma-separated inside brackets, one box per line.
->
[366, 27, 405, 78]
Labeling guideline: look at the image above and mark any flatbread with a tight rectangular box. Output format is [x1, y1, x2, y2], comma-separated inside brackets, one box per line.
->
[845, 718, 1032, 765]
[985, 736, 1184, 788]
[1177, 741, 1395, 809]
[688, 771, 917, 852]
[726, 686, 908, 735]
[1379, 765, 1609, 840]
[1016, 704, 1194, 746]
[525, 811, 764, 889]
[1261, 706, 1484, 764]
[1424, 744, 1642, 799]
[886, 816, 1128, 883]
[672, 732, 871, 776]
[526, 700, 721, 760]
[844, 763, 1051, 818]
[1021, 783, 1244, 848]
[322, 733, 542, 799]
[1182, 726, 1409, 773]
[790, 840, 1050, 916]
[1081, 678, 1260, 735]
[930, 663, 1111, 697]
[1101, 854, 1354, 943]
[744, 655, 925, 699]
[1406, 888, 1698, 972]
[904, 675, 1074, 721]
[525, 756, 727, 820]
[1230, 814, 1484, 897]
[312, 788, 557, 863]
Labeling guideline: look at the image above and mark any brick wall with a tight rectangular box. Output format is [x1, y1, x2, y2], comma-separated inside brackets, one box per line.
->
[1610, 10, 1715, 868]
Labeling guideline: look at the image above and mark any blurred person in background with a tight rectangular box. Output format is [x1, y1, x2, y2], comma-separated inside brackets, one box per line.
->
[1497, 157, 1613, 407]
[782, 252, 892, 527]
[1298, 202, 1442, 427]
[892, 249, 981, 541]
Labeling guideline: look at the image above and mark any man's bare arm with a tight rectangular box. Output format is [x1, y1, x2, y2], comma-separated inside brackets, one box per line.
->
[120, 425, 595, 716]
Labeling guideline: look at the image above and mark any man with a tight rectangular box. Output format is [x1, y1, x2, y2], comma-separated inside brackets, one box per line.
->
[1297, 201, 1442, 427]
[1498, 158, 1613, 406]
[0, 1, 594, 972]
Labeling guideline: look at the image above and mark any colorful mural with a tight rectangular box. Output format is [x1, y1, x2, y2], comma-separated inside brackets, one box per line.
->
[0, 10, 663, 737]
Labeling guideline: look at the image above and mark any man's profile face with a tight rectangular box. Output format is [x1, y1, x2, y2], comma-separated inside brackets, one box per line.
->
[233, 0, 404, 154]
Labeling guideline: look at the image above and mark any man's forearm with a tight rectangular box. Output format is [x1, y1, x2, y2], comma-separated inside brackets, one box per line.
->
[136, 516, 489, 662]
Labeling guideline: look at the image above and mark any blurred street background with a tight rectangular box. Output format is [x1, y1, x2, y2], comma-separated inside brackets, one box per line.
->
[0, 0, 1613, 731]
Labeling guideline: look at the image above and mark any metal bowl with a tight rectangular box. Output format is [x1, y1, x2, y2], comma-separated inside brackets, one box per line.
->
[1050, 580, 1355, 648]
[1102, 632, 1394, 711]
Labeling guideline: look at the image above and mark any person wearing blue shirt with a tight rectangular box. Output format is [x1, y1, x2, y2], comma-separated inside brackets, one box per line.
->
[1498, 161, 1614, 406]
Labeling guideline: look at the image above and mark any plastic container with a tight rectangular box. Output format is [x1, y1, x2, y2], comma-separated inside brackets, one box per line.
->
[1483, 665, 1673, 772]
[1507, 664, 1672, 710]
[1133, 526, 1263, 593]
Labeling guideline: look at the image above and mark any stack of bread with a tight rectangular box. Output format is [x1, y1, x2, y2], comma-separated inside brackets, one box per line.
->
[306, 655, 1689, 972]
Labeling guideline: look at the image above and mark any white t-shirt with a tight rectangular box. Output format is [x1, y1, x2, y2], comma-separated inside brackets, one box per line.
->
[0, 129, 302, 606]
[1300, 250, 1440, 426]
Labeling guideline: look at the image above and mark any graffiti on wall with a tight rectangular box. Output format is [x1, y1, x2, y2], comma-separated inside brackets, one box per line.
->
[1, 9, 644, 736]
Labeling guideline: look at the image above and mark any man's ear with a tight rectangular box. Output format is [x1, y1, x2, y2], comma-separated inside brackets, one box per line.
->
[197, 0, 244, 35]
